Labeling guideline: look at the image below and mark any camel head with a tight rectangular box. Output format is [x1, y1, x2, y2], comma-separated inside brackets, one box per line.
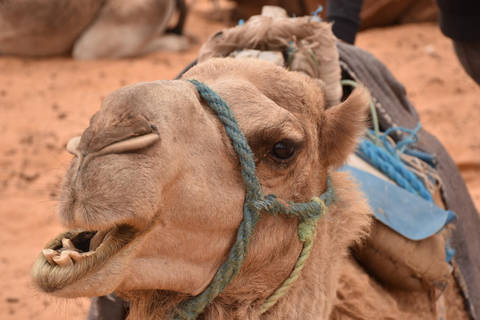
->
[32, 58, 370, 315]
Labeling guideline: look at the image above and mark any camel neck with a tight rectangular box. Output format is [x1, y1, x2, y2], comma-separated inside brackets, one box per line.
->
[197, 211, 335, 319]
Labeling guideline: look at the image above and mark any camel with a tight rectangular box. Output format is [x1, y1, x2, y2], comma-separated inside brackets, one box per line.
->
[0, 0, 188, 59]
[226, 0, 437, 31]
[31, 57, 372, 318]
[31, 57, 472, 319]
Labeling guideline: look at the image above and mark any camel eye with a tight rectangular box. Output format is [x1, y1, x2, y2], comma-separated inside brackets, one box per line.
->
[271, 140, 296, 160]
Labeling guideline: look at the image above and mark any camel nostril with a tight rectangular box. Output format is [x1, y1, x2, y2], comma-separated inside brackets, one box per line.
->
[99, 133, 160, 155]
[66, 136, 82, 155]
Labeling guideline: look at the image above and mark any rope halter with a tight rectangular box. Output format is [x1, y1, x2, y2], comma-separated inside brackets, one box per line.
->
[171, 79, 336, 319]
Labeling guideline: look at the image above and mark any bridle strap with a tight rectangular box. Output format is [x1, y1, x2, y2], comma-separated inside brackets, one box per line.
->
[171, 80, 336, 319]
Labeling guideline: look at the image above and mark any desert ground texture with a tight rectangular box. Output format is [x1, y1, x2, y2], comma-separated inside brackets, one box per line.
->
[0, 4, 479, 320]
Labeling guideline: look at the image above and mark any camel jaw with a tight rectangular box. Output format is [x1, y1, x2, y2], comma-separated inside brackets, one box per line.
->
[32, 225, 139, 297]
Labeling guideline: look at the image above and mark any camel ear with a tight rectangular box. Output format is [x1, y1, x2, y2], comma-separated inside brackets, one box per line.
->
[321, 85, 370, 168]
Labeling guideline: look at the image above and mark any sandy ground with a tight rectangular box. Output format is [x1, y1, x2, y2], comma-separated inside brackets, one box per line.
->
[0, 6, 478, 320]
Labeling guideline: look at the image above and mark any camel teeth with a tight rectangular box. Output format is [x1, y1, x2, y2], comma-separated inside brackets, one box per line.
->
[62, 238, 75, 249]
[67, 250, 84, 262]
[52, 251, 74, 267]
[89, 230, 107, 251]
[42, 249, 58, 266]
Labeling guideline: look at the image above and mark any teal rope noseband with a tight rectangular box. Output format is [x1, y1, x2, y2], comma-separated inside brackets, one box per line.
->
[171, 80, 336, 319]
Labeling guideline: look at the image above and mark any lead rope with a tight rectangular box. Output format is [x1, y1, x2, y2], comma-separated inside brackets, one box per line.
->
[171, 80, 336, 320]
[259, 193, 332, 314]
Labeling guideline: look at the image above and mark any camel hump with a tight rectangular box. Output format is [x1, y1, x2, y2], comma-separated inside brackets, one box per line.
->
[0, 0, 101, 56]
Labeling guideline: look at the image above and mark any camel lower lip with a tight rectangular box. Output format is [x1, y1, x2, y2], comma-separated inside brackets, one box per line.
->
[32, 225, 138, 293]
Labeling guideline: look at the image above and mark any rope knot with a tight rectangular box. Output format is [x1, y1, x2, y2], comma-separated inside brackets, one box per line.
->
[253, 194, 277, 212]
[296, 197, 327, 241]
[311, 197, 326, 213]
[298, 221, 316, 242]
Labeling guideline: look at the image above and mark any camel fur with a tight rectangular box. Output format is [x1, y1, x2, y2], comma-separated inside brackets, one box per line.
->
[227, 0, 438, 31]
[32, 58, 470, 319]
[0, 0, 189, 59]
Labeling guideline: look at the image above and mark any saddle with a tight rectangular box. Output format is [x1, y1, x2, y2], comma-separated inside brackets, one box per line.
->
[88, 6, 480, 319]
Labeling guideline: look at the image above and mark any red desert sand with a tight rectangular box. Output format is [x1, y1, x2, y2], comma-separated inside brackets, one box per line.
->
[0, 7, 478, 320]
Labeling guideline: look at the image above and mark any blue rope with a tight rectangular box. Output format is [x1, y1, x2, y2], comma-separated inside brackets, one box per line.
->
[170, 80, 336, 319]
[383, 123, 421, 156]
[357, 123, 433, 202]
[313, 5, 323, 18]
[309, 6, 323, 22]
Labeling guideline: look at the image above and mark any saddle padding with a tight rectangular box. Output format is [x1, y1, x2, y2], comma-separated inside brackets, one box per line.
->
[355, 220, 451, 291]
[338, 42, 480, 317]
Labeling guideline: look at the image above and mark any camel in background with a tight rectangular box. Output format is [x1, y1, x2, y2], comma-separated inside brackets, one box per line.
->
[209, 0, 437, 30]
[0, 0, 188, 59]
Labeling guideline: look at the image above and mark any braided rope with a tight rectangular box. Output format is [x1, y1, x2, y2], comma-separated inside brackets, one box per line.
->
[358, 139, 433, 202]
[259, 232, 316, 313]
[341, 79, 433, 202]
[170, 80, 336, 319]
[259, 193, 331, 313]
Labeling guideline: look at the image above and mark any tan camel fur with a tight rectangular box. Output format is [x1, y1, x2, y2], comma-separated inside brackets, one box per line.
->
[229, 0, 437, 30]
[32, 58, 470, 319]
[0, 0, 188, 59]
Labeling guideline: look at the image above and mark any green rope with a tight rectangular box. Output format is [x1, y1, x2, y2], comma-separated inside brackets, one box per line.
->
[259, 193, 331, 313]
[340, 79, 380, 146]
[171, 80, 336, 319]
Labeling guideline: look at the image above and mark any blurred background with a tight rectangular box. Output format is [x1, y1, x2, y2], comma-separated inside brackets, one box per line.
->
[0, 0, 478, 318]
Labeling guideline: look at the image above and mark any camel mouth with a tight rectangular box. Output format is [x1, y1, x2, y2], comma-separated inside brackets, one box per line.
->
[42, 228, 115, 267]
[32, 225, 138, 293]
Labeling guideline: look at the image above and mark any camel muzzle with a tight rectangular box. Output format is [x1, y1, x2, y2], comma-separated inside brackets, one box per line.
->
[32, 225, 138, 293]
